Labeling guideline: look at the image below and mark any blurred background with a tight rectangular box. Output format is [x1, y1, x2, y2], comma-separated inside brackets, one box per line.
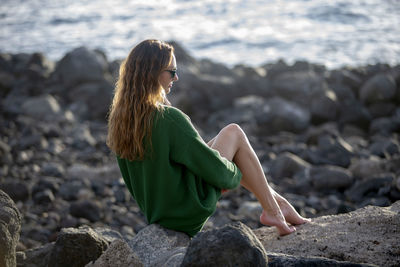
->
[1, 0, 399, 68]
[1, 1, 400, 263]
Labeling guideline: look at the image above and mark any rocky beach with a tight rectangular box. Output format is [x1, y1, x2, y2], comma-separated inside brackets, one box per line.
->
[1, 42, 400, 266]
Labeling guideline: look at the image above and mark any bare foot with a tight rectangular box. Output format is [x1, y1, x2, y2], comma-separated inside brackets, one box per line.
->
[260, 210, 296, 236]
[275, 197, 311, 225]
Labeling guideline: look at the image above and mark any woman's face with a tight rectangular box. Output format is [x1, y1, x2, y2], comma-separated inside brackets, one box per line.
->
[159, 54, 178, 94]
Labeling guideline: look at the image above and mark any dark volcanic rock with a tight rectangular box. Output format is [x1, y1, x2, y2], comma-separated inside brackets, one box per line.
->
[345, 174, 394, 203]
[360, 73, 397, 105]
[256, 97, 311, 134]
[47, 226, 108, 267]
[17, 242, 54, 267]
[0, 181, 30, 202]
[310, 165, 354, 191]
[69, 200, 103, 222]
[269, 152, 311, 180]
[181, 222, 268, 267]
[307, 135, 354, 167]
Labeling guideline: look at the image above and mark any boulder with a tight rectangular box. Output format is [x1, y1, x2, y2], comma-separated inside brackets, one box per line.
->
[327, 69, 363, 92]
[0, 181, 30, 202]
[52, 46, 109, 88]
[181, 222, 268, 267]
[0, 190, 22, 267]
[18, 227, 123, 267]
[47, 226, 108, 267]
[269, 152, 311, 180]
[256, 97, 311, 134]
[69, 200, 103, 222]
[85, 239, 143, 267]
[349, 157, 385, 179]
[369, 117, 400, 136]
[310, 89, 339, 123]
[66, 81, 113, 121]
[271, 70, 326, 106]
[310, 165, 354, 190]
[338, 99, 372, 130]
[345, 174, 394, 203]
[307, 135, 354, 167]
[359, 73, 397, 104]
[369, 138, 400, 157]
[128, 224, 190, 267]
[20, 94, 62, 121]
[367, 102, 396, 119]
[254, 201, 400, 266]
[16, 242, 54, 267]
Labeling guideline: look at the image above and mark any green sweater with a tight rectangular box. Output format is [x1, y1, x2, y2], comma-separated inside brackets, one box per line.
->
[116, 106, 242, 236]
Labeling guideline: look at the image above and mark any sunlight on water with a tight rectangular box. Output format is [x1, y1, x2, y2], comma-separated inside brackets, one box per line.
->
[0, 0, 399, 68]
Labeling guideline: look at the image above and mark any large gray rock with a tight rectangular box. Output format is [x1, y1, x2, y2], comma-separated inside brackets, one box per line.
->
[360, 73, 397, 104]
[256, 97, 311, 134]
[181, 222, 268, 267]
[128, 224, 190, 267]
[0, 190, 22, 267]
[85, 239, 143, 267]
[254, 201, 400, 267]
[47, 226, 108, 267]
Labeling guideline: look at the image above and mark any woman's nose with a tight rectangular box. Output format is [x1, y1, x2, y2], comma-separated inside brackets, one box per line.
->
[174, 73, 179, 81]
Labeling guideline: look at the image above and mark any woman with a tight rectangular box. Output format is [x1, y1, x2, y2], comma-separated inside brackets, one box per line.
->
[107, 39, 309, 237]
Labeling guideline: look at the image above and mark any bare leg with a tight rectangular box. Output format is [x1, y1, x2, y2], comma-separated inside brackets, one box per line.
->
[208, 124, 309, 235]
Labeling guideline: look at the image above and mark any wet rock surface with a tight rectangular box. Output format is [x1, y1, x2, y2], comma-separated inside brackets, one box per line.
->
[0, 43, 399, 266]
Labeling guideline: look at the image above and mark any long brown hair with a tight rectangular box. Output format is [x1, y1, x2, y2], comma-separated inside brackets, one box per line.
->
[107, 39, 174, 161]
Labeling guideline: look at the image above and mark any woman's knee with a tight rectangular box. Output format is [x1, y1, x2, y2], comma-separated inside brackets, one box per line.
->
[220, 123, 246, 142]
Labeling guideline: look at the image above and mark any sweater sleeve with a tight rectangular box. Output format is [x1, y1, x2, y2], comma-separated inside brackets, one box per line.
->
[164, 107, 242, 190]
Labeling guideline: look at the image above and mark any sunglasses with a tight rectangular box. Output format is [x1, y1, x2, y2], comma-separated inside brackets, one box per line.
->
[165, 69, 177, 79]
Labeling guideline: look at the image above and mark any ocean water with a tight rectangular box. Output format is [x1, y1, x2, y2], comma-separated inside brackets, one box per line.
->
[0, 0, 399, 69]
